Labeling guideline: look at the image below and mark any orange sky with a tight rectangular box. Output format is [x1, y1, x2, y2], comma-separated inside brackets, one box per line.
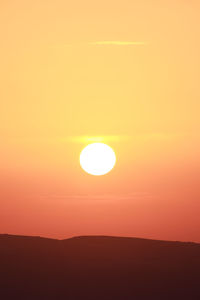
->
[0, 0, 200, 242]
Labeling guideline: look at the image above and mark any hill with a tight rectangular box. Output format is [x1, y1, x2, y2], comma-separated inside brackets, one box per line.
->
[0, 234, 200, 299]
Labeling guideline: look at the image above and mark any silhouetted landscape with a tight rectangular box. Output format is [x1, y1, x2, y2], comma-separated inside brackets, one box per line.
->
[0, 234, 200, 299]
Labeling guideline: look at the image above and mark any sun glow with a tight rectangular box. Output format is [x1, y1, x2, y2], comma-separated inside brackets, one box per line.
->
[80, 143, 116, 176]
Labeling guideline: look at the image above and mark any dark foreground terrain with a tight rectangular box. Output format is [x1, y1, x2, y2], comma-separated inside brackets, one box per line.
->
[0, 234, 200, 299]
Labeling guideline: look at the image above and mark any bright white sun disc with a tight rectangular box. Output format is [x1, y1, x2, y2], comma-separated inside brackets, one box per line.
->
[80, 143, 116, 176]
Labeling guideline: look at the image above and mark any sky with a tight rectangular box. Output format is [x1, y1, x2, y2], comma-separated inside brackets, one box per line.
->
[0, 0, 200, 242]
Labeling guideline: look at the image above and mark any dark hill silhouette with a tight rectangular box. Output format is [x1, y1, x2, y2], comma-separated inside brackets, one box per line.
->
[0, 234, 200, 299]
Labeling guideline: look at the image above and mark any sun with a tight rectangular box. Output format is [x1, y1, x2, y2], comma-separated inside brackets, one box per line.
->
[80, 143, 116, 176]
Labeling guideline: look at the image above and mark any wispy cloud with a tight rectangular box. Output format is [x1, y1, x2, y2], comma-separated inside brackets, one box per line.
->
[35, 192, 153, 203]
[51, 41, 147, 49]
[64, 135, 129, 144]
[89, 41, 146, 46]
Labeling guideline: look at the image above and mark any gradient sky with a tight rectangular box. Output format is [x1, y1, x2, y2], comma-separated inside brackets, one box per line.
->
[0, 0, 200, 241]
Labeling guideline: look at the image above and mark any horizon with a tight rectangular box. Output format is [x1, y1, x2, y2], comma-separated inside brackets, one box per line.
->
[1, 233, 200, 245]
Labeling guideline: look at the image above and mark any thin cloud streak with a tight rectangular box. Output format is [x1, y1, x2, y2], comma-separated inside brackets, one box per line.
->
[51, 41, 147, 48]
[65, 135, 129, 144]
[89, 41, 147, 46]
[35, 192, 153, 203]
